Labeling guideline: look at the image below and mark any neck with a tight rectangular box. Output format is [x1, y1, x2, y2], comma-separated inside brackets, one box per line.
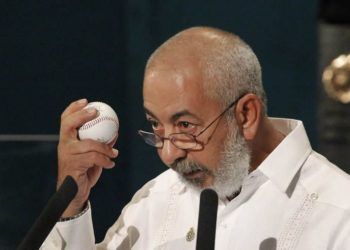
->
[249, 117, 285, 172]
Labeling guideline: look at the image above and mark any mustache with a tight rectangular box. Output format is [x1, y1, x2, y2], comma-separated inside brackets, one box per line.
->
[170, 158, 210, 175]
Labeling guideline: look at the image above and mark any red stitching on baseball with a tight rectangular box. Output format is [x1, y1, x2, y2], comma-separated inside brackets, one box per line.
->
[80, 116, 118, 130]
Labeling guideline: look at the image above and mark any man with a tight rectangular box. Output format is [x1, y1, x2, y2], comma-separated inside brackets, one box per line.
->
[42, 27, 350, 249]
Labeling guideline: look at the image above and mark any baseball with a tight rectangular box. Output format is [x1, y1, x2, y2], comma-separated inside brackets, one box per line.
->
[78, 102, 119, 144]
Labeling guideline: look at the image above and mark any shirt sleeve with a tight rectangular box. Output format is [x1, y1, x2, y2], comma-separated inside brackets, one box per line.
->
[40, 206, 95, 250]
[331, 211, 350, 250]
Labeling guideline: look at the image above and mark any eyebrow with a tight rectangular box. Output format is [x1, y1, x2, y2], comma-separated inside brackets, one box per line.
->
[144, 107, 203, 123]
[144, 107, 159, 120]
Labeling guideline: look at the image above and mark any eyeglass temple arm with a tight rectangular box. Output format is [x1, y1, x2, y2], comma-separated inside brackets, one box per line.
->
[195, 99, 238, 138]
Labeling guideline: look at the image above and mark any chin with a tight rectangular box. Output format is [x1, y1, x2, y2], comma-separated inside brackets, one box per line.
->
[177, 173, 215, 195]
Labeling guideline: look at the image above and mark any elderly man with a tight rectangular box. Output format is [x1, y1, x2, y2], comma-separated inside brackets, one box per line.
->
[42, 27, 350, 249]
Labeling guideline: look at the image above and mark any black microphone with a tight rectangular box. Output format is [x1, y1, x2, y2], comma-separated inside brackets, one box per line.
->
[196, 189, 219, 250]
[17, 175, 78, 250]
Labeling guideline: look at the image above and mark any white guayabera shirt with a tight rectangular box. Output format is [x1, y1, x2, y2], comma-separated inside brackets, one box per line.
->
[42, 118, 350, 250]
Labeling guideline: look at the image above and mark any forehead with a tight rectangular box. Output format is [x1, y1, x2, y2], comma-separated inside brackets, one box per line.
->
[143, 64, 220, 120]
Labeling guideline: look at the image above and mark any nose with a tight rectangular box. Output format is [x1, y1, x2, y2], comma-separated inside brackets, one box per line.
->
[159, 138, 187, 166]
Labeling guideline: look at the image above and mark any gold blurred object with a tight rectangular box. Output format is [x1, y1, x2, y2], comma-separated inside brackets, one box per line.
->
[186, 227, 195, 242]
[322, 54, 350, 104]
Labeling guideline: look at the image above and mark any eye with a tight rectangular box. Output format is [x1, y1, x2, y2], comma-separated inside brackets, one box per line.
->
[177, 121, 196, 131]
[147, 118, 160, 130]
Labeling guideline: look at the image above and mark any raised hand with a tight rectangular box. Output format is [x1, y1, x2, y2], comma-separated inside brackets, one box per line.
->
[57, 99, 119, 217]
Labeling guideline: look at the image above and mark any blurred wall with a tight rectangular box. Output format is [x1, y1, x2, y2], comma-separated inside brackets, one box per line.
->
[0, 1, 318, 248]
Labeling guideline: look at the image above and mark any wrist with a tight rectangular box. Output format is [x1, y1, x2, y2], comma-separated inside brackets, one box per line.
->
[61, 200, 87, 218]
[60, 201, 89, 221]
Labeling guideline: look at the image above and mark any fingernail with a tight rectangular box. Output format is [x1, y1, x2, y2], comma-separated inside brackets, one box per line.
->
[86, 107, 96, 114]
[112, 148, 119, 156]
[77, 98, 87, 105]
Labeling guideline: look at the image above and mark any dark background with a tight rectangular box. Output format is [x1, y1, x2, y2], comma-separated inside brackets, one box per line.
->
[0, 1, 322, 248]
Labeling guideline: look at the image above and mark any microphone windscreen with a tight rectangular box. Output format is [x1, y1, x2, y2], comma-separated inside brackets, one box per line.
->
[17, 175, 78, 250]
[196, 189, 218, 250]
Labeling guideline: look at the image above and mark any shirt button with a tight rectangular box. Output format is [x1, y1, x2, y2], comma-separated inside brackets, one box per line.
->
[221, 223, 227, 229]
[310, 193, 319, 200]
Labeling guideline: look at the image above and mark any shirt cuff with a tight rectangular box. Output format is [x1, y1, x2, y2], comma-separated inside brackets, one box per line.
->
[58, 202, 89, 222]
[42, 202, 95, 250]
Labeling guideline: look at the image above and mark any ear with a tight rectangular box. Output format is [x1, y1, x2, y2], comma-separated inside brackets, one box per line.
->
[234, 94, 263, 140]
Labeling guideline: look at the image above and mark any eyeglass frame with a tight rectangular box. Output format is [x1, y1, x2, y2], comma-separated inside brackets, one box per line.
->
[138, 94, 245, 150]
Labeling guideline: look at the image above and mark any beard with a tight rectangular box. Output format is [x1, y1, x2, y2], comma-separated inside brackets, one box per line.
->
[170, 120, 251, 199]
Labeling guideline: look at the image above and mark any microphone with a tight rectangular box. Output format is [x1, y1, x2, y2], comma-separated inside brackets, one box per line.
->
[196, 189, 219, 250]
[17, 175, 78, 250]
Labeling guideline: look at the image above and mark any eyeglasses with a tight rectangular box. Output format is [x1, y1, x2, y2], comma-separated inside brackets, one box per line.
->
[138, 95, 243, 150]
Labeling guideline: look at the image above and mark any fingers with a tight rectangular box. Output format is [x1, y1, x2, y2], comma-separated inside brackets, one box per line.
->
[61, 99, 88, 120]
[87, 166, 103, 187]
[60, 106, 98, 141]
[78, 152, 116, 169]
[59, 140, 119, 169]
[58, 151, 116, 181]
[107, 135, 118, 148]
[63, 139, 119, 158]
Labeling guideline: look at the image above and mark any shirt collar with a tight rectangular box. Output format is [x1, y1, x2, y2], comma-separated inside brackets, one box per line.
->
[257, 118, 312, 194]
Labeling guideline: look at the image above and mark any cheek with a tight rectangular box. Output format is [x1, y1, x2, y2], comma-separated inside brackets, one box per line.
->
[194, 132, 228, 169]
[156, 148, 165, 163]
[188, 145, 223, 170]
